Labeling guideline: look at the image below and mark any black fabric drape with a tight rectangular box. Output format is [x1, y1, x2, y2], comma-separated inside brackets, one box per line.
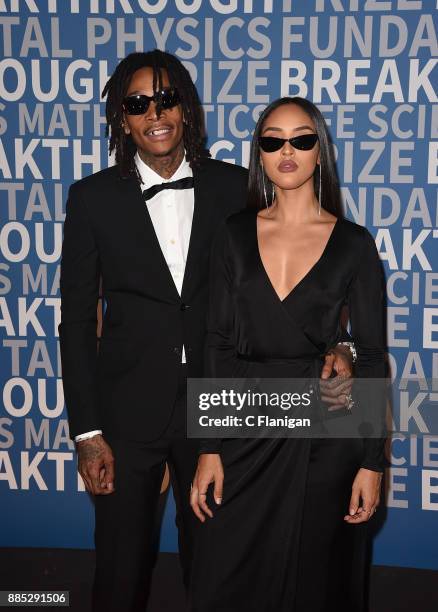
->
[191, 211, 386, 612]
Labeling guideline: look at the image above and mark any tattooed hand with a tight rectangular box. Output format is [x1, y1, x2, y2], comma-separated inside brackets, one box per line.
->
[76, 435, 115, 495]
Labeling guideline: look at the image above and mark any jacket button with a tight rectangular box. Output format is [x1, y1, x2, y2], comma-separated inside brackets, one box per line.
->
[180, 303, 189, 311]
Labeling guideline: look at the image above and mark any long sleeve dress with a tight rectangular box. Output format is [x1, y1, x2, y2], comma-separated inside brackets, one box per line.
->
[190, 209, 386, 612]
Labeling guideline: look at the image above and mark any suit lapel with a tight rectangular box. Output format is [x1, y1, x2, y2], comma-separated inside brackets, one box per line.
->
[181, 162, 211, 301]
[118, 174, 181, 302]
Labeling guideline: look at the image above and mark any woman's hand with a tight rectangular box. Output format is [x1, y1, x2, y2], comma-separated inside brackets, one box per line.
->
[190, 453, 224, 522]
[344, 467, 383, 524]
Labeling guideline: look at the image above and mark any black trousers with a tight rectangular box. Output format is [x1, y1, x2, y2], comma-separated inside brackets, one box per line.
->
[92, 365, 198, 612]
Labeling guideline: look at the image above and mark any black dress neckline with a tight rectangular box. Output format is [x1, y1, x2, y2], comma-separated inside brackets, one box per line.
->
[254, 211, 340, 303]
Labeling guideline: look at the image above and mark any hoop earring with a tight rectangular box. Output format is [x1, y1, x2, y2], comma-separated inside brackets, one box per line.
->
[318, 164, 322, 216]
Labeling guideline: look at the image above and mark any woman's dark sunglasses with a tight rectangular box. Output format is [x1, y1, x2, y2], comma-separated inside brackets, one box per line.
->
[258, 133, 319, 153]
[122, 88, 180, 115]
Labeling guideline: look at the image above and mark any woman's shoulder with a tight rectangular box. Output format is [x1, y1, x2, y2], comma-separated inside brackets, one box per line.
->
[223, 208, 256, 233]
[336, 216, 374, 243]
[212, 209, 255, 252]
[336, 217, 379, 264]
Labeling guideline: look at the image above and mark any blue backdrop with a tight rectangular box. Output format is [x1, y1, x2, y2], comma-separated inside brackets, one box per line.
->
[0, 0, 437, 570]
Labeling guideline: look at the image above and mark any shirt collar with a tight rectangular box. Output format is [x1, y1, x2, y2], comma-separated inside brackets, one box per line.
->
[135, 150, 193, 189]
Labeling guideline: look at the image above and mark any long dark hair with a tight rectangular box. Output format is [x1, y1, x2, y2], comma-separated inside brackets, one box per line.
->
[102, 50, 210, 180]
[247, 97, 342, 217]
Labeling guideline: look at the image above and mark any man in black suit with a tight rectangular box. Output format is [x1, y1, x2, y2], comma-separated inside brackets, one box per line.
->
[59, 50, 353, 612]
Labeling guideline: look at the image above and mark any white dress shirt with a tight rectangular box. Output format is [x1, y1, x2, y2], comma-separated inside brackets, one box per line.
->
[75, 152, 194, 442]
[136, 151, 194, 304]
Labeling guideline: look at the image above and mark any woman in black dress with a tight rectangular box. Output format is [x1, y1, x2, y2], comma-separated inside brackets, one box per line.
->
[189, 97, 386, 612]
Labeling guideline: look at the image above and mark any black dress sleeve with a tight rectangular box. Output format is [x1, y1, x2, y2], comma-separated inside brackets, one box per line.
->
[198, 221, 249, 455]
[347, 228, 387, 472]
[58, 183, 101, 439]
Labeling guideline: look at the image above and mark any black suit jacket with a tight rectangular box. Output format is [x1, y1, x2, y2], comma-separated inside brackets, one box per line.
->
[59, 157, 248, 441]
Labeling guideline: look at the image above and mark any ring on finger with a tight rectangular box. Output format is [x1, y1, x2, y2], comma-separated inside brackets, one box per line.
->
[344, 393, 355, 410]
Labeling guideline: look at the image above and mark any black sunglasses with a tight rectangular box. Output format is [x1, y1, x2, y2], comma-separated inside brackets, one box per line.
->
[122, 88, 180, 115]
[258, 133, 319, 153]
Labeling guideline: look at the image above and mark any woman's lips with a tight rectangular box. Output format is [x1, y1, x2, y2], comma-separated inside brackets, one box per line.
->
[278, 160, 298, 172]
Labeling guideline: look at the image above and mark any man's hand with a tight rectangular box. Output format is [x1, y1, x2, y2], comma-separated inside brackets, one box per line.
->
[320, 344, 354, 410]
[344, 468, 382, 524]
[190, 454, 224, 522]
[76, 435, 115, 495]
[321, 344, 353, 379]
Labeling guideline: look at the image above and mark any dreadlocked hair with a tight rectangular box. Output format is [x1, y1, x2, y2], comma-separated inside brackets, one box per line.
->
[102, 50, 210, 180]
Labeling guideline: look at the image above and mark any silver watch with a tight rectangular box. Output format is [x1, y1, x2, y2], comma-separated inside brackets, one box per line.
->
[338, 341, 357, 364]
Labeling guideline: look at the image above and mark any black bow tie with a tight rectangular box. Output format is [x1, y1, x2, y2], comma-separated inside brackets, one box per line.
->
[142, 176, 194, 201]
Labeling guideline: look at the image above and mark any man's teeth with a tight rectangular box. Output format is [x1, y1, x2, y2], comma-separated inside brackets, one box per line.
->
[148, 128, 171, 136]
